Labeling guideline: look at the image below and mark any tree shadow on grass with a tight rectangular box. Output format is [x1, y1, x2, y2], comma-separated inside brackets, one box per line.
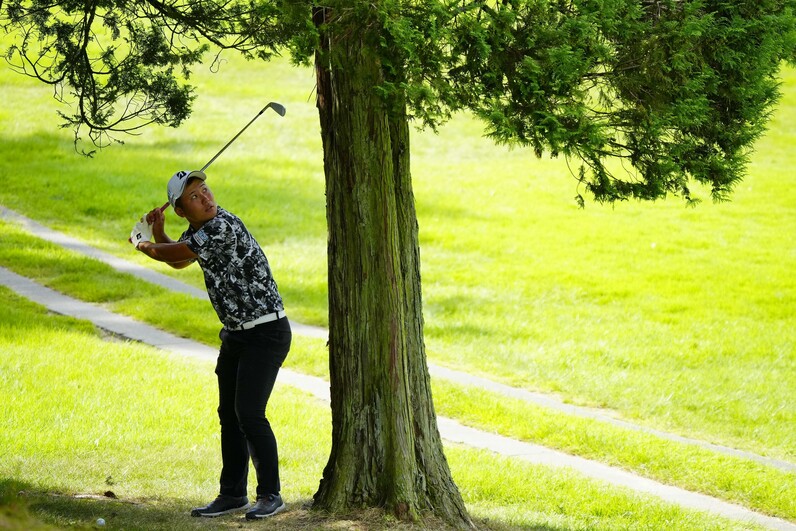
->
[2, 478, 564, 531]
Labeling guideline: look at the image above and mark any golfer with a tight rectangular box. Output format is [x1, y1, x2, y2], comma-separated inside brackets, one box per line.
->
[130, 169, 291, 520]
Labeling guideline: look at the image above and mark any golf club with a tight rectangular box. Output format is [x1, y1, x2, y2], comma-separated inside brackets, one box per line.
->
[156, 101, 287, 212]
[129, 101, 285, 243]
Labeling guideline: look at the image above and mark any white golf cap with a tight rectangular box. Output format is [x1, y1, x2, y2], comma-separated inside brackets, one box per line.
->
[167, 170, 206, 208]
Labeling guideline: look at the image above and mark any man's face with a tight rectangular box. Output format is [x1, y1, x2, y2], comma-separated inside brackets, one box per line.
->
[175, 179, 217, 227]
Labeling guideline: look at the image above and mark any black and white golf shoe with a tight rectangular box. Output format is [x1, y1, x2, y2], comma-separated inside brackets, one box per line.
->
[190, 495, 250, 517]
[245, 493, 286, 519]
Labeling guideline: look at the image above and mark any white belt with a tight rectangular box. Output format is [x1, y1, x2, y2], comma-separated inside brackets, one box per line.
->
[229, 310, 286, 331]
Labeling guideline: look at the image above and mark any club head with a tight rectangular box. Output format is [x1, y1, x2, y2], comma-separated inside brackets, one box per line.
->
[267, 102, 286, 116]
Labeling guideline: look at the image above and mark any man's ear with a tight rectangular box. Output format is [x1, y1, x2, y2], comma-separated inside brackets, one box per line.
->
[174, 206, 186, 218]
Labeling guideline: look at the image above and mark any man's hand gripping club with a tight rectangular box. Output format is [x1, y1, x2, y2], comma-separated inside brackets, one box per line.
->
[130, 218, 153, 249]
[130, 205, 168, 249]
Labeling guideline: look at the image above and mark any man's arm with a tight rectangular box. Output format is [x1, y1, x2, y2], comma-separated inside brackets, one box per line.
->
[132, 207, 197, 269]
[136, 240, 198, 269]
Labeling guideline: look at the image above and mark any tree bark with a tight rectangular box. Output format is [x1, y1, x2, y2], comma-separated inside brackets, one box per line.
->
[311, 7, 473, 528]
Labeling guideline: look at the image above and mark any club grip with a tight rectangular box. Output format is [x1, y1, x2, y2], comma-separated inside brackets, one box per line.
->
[127, 202, 170, 242]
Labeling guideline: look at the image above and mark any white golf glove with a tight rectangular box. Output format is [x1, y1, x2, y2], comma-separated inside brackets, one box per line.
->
[130, 219, 153, 249]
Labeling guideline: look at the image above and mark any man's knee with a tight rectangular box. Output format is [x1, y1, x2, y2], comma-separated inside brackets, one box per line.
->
[236, 409, 269, 434]
[217, 404, 239, 427]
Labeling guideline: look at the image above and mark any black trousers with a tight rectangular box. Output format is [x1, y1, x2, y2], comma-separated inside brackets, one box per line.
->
[215, 317, 291, 498]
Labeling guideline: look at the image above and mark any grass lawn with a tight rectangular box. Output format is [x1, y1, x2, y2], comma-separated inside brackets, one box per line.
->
[2, 219, 794, 523]
[0, 286, 766, 530]
[0, 36, 794, 528]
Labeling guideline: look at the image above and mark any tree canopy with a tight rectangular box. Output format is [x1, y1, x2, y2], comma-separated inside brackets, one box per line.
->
[3, 0, 795, 202]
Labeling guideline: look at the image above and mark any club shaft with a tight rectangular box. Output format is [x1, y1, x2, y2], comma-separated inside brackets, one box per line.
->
[200, 105, 269, 171]
[160, 102, 284, 213]
[129, 102, 285, 240]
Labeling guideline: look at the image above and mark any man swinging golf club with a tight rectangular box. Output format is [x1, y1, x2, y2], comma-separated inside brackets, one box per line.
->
[130, 164, 291, 519]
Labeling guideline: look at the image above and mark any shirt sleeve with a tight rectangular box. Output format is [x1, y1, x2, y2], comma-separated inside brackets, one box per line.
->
[183, 216, 235, 261]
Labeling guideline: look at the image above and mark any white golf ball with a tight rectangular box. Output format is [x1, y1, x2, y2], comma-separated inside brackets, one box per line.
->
[96, 518, 106, 526]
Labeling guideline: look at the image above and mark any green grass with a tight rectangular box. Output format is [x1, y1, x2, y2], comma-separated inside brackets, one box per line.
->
[434, 380, 796, 519]
[0, 287, 766, 530]
[2, 211, 795, 522]
[412, 118, 795, 458]
[1, 52, 792, 462]
[0, 40, 794, 528]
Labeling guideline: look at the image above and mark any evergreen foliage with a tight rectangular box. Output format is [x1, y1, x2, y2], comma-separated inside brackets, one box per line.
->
[441, 0, 796, 203]
[2, 0, 794, 201]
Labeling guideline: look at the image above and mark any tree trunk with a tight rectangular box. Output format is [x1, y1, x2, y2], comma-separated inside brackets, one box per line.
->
[311, 7, 473, 528]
